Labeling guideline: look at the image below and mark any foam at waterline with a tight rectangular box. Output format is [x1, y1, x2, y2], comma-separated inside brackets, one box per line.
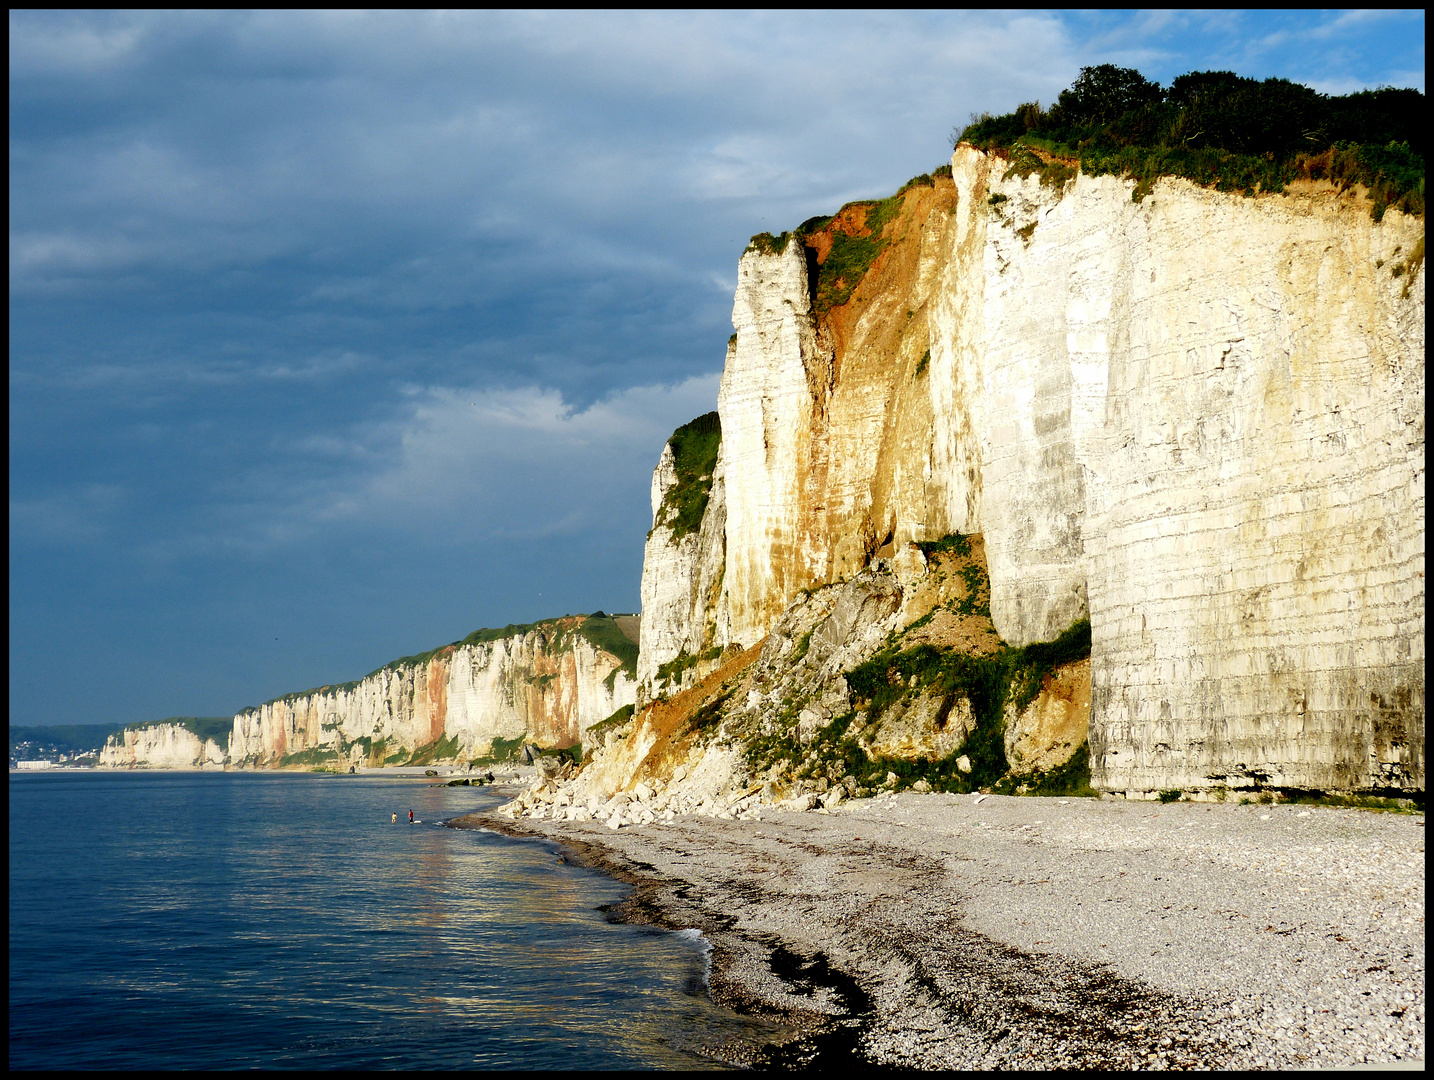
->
[673, 927, 714, 988]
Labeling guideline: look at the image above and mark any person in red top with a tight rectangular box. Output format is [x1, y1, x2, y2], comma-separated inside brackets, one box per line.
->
[408, 809, 414, 824]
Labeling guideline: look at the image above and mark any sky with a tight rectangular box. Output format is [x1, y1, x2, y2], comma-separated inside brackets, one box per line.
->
[9, 10, 1425, 728]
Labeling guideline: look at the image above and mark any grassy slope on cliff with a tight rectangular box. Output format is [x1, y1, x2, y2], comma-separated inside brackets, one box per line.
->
[578, 612, 639, 681]
[959, 64, 1424, 220]
[652, 411, 721, 540]
[613, 534, 1092, 801]
[746, 167, 953, 316]
[762, 537, 1090, 797]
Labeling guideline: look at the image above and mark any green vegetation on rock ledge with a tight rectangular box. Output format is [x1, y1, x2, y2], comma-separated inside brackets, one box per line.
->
[656, 645, 723, 690]
[406, 733, 462, 766]
[653, 411, 721, 541]
[472, 734, 526, 766]
[739, 532, 1092, 799]
[588, 703, 635, 742]
[999, 740, 1099, 799]
[279, 745, 340, 768]
[748, 165, 955, 315]
[960, 64, 1424, 220]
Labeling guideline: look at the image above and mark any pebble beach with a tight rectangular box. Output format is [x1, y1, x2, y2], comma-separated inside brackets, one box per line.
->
[450, 791, 1424, 1069]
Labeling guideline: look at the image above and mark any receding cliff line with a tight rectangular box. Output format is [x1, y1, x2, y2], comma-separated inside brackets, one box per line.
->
[103, 614, 639, 770]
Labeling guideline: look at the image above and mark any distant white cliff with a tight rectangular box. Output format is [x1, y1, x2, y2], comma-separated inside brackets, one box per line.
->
[102, 615, 638, 770]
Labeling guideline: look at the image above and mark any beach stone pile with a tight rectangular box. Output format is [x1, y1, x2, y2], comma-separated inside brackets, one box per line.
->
[495, 771, 854, 829]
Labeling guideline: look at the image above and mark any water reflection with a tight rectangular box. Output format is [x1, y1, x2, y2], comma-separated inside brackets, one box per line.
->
[10, 773, 777, 1070]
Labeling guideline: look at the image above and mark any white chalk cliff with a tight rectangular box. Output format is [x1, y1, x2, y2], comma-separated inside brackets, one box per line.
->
[103, 616, 637, 770]
[100, 723, 227, 769]
[637, 422, 729, 702]
[636, 145, 1423, 796]
[229, 619, 635, 768]
[111, 145, 1423, 799]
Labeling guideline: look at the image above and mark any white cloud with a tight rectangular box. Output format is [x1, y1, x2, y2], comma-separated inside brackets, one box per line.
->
[9, 230, 145, 276]
[319, 374, 721, 541]
[8, 10, 150, 76]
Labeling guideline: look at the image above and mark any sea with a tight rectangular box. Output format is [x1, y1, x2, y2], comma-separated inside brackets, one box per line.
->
[8, 771, 782, 1070]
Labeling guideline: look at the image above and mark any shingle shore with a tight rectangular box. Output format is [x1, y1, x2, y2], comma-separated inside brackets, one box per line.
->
[449, 791, 1424, 1069]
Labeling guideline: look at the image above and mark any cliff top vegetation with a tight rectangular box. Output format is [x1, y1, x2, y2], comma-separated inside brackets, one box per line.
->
[576, 612, 639, 681]
[746, 166, 954, 315]
[959, 64, 1424, 220]
[245, 612, 640, 711]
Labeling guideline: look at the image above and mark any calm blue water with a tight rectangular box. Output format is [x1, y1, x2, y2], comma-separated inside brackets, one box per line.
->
[9, 771, 775, 1069]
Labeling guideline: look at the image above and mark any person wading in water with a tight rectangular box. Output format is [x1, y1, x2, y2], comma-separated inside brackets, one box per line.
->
[408, 809, 414, 824]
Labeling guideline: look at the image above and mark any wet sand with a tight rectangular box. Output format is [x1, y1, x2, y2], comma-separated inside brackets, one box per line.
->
[449, 791, 1424, 1069]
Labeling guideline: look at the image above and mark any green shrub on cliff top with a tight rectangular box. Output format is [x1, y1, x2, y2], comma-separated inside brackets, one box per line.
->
[748, 164, 955, 317]
[811, 190, 910, 312]
[746, 231, 793, 256]
[958, 65, 1424, 220]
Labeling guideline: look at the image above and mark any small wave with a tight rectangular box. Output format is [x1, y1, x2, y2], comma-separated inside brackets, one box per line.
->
[673, 927, 713, 988]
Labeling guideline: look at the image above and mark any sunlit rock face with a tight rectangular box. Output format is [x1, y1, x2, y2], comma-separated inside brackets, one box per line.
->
[718, 183, 964, 648]
[224, 621, 636, 768]
[99, 725, 226, 769]
[636, 439, 728, 704]
[653, 146, 1422, 796]
[948, 146, 1424, 796]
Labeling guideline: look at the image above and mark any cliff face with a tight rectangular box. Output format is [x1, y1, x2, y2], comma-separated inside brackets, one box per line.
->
[99, 723, 227, 769]
[637, 146, 1423, 797]
[229, 617, 636, 768]
[104, 616, 636, 770]
[543, 541, 1095, 822]
[637, 420, 728, 702]
[948, 147, 1423, 796]
[719, 183, 960, 647]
